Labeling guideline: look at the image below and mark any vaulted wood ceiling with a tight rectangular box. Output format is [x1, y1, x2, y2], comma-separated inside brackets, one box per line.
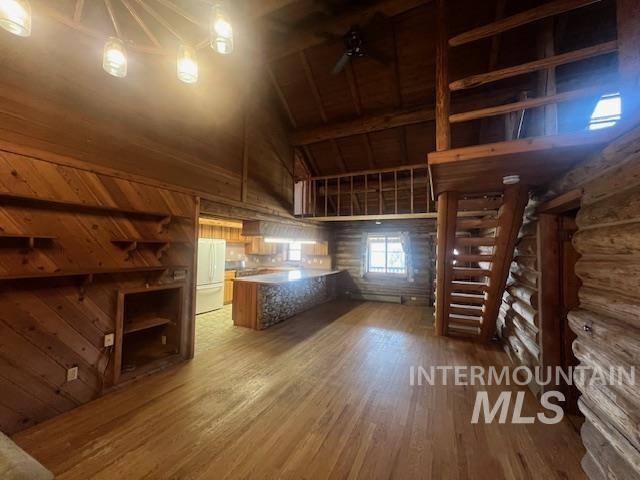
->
[259, 0, 618, 177]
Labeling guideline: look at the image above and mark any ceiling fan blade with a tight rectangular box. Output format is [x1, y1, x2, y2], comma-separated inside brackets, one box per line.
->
[332, 53, 351, 75]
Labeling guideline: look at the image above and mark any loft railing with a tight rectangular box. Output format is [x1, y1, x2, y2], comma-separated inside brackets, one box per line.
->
[295, 164, 434, 219]
[435, 0, 620, 152]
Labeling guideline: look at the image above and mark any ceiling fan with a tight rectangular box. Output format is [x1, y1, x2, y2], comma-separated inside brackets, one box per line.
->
[324, 13, 392, 75]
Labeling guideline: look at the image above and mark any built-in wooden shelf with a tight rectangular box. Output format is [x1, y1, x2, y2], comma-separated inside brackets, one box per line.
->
[0, 191, 191, 221]
[0, 265, 188, 281]
[0, 232, 57, 248]
[111, 238, 189, 259]
[123, 315, 172, 334]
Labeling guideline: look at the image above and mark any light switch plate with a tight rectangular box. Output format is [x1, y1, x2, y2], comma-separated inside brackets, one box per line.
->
[66, 366, 79, 382]
[104, 333, 115, 347]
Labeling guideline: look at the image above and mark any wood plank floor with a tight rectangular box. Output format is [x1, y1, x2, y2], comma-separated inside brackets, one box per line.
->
[13, 301, 586, 479]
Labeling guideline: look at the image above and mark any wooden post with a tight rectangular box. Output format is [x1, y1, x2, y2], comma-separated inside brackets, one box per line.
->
[537, 213, 563, 393]
[241, 111, 250, 203]
[324, 178, 328, 217]
[435, 0, 451, 151]
[410, 168, 414, 213]
[313, 179, 317, 217]
[537, 19, 558, 136]
[364, 175, 368, 215]
[435, 191, 458, 336]
[337, 178, 341, 216]
[617, 0, 640, 124]
[379, 173, 383, 215]
[394, 171, 398, 214]
[350, 175, 354, 216]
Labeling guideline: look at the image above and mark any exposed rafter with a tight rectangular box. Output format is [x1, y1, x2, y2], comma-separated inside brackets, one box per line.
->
[266, 0, 430, 61]
[120, 0, 161, 48]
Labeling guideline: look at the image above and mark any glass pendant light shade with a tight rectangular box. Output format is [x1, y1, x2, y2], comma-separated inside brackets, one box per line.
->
[103, 37, 127, 78]
[177, 44, 198, 84]
[210, 4, 233, 55]
[0, 0, 31, 37]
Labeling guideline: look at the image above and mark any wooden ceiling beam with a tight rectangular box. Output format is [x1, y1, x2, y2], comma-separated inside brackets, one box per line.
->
[154, 0, 206, 28]
[247, 0, 306, 18]
[290, 104, 435, 145]
[104, 0, 123, 37]
[267, 0, 431, 61]
[135, 0, 185, 42]
[449, 0, 603, 47]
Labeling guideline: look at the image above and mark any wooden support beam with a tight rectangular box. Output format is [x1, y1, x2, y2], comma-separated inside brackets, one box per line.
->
[290, 105, 435, 145]
[435, 0, 451, 151]
[616, 0, 640, 123]
[267, 0, 429, 61]
[449, 85, 615, 124]
[104, 0, 122, 37]
[247, 0, 305, 18]
[435, 191, 458, 336]
[136, 0, 185, 42]
[480, 185, 529, 342]
[449, 41, 618, 91]
[241, 112, 250, 203]
[449, 0, 602, 47]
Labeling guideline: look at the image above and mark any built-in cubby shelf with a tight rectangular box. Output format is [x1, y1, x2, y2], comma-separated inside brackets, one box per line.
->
[114, 284, 184, 384]
[0, 232, 56, 248]
[123, 315, 173, 334]
[111, 238, 189, 259]
[0, 265, 188, 281]
[0, 191, 191, 221]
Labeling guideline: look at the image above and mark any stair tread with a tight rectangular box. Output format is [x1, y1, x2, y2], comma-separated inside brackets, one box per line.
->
[453, 267, 491, 273]
[452, 280, 489, 286]
[451, 292, 485, 299]
[450, 303, 483, 311]
[449, 313, 483, 321]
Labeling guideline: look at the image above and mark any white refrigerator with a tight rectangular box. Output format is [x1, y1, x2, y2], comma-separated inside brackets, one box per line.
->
[196, 239, 226, 314]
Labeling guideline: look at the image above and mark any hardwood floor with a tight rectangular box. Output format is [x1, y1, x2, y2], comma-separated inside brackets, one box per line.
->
[13, 301, 586, 479]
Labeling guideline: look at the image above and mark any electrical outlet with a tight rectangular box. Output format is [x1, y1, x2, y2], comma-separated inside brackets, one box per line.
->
[173, 269, 187, 281]
[104, 333, 115, 347]
[161, 335, 167, 345]
[66, 366, 79, 382]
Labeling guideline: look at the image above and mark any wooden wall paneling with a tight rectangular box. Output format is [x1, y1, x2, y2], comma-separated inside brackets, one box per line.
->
[616, 0, 640, 123]
[435, 0, 451, 151]
[0, 148, 198, 435]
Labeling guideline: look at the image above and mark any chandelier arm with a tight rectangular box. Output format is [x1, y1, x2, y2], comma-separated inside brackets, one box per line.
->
[120, 0, 162, 48]
[104, 0, 123, 38]
[134, 0, 184, 42]
[153, 0, 207, 29]
[73, 0, 85, 24]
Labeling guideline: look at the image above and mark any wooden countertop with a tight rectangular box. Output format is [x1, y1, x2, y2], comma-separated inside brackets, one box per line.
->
[233, 269, 341, 285]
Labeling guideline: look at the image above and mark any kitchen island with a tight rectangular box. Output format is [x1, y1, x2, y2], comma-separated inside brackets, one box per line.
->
[232, 270, 343, 329]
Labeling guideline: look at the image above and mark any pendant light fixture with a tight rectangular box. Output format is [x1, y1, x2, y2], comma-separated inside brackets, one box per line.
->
[0, 0, 31, 37]
[210, 4, 233, 55]
[177, 44, 198, 84]
[103, 37, 127, 78]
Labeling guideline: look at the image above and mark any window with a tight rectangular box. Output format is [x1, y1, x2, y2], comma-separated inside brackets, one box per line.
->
[288, 242, 302, 261]
[367, 235, 406, 275]
[589, 93, 621, 130]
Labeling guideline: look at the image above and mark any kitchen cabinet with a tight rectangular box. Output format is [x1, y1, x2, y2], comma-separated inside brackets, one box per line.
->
[302, 241, 329, 256]
[245, 237, 277, 255]
[224, 270, 236, 305]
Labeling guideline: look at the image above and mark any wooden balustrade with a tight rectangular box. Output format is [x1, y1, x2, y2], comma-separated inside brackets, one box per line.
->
[297, 164, 432, 220]
[434, 0, 620, 156]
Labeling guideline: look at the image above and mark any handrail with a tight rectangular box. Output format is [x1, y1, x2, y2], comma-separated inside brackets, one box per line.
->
[449, 0, 602, 47]
[449, 83, 618, 124]
[309, 163, 428, 181]
[449, 41, 618, 91]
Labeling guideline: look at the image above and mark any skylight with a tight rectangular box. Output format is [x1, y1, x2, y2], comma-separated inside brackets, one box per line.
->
[589, 93, 622, 130]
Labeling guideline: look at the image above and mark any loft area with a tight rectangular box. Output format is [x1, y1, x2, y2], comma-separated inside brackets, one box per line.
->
[0, 1, 639, 480]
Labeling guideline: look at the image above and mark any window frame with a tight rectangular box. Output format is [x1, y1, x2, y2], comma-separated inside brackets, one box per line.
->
[588, 92, 621, 131]
[287, 241, 302, 262]
[366, 234, 407, 277]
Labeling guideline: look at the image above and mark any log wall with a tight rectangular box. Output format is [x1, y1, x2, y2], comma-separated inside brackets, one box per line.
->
[332, 220, 436, 305]
[496, 200, 541, 396]
[0, 148, 198, 435]
[540, 126, 640, 479]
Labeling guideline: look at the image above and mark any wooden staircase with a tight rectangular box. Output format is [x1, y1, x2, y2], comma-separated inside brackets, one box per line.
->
[435, 185, 529, 341]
